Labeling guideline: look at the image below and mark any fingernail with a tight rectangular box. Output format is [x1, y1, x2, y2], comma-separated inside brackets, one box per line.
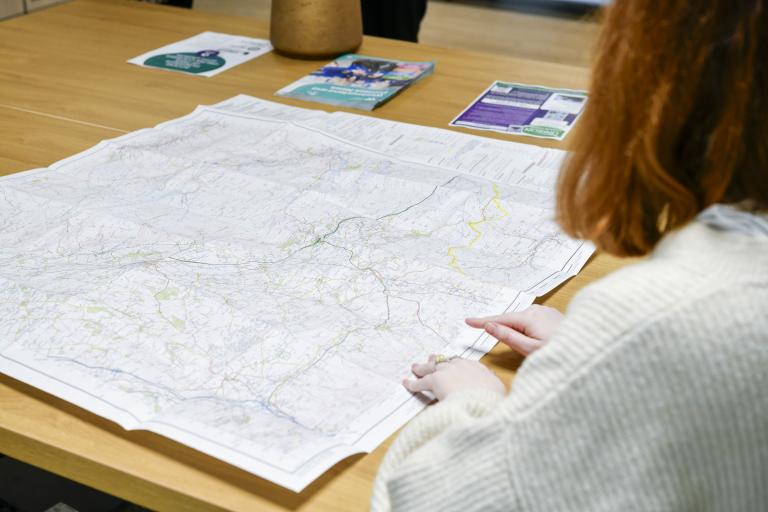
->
[485, 322, 497, 332]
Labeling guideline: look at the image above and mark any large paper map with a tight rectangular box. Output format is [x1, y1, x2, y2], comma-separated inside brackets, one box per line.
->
[0, 95, 592, 491]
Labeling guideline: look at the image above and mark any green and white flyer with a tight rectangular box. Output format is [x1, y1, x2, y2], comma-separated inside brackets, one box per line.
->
[128, 32, 272, 77]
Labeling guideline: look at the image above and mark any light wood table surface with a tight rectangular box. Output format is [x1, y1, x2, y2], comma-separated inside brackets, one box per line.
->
[0, 1, 627, 510]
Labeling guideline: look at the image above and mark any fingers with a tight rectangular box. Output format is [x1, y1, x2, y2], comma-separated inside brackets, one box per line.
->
[465, 312, 529, 331]
[485, 321, 541, 355]
[411, 354, 438, 377]
[403, 373, 436, 394]
[412, 354, 459, 377]
[404, 359, 507, 401]
[465, 314, 505, 328]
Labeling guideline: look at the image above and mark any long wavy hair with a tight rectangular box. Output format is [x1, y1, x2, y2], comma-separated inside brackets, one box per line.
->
[557, 0, 767, 256]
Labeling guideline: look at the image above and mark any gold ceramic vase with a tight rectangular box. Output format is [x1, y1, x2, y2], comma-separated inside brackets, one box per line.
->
[270, 0, 363, 59]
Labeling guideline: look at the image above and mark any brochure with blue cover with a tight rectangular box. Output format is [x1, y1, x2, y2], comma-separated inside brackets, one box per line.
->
[276, 54, 435, 111]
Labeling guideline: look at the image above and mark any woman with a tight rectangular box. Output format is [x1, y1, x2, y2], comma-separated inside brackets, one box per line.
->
[372, 0, 768, 510]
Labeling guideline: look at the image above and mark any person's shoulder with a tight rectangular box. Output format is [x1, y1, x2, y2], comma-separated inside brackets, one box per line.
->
[572, 220, 768, 321]
[562, 220, 768, 363]
[508, 280, 768, 417]
[506, 221, 768, 412]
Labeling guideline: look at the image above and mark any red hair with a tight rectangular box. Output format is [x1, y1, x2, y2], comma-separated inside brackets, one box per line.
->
[557, 0, 768, 256]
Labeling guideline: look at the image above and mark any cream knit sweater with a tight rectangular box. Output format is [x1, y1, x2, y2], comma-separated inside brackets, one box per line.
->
[372, 221, 768, 511]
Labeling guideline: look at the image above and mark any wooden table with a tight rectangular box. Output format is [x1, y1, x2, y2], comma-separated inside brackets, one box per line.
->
[0, 1, 626, 510]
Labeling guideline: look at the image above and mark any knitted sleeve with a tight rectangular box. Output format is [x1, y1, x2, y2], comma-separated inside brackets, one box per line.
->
[371, 225, 768, 511]
[371, 387, 514, 512]
[371, 283, 768, 511]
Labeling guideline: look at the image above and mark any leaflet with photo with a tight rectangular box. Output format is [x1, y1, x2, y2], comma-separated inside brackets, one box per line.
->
[276, 54, 435, 110]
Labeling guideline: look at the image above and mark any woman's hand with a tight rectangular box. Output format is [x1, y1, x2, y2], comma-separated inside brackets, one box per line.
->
[465, 305, 564, 356]
[403, 354, 505, 401]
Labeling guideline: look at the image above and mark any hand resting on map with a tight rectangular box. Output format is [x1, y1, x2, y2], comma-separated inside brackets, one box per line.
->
[402, 355, 505, 401]
[402, 305, 564, 401]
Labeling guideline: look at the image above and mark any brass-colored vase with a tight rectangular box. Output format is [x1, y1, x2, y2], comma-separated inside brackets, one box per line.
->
[270, 0, 363, 59]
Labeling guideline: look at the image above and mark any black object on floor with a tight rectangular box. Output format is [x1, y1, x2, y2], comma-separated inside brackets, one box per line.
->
[147, 0, 193, 8]
[361, 0, 429, 42]
[440, 0, 600, 19]
[0, 454, 149, 512]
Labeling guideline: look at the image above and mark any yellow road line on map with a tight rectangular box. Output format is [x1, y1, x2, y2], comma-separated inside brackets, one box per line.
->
[491, 183, 510, 218]
[447, 247, 463, 273]
[447, 184, 508, 274]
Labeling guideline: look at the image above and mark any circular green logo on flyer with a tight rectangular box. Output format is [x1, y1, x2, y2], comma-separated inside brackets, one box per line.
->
[143, 50, 225, 74]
